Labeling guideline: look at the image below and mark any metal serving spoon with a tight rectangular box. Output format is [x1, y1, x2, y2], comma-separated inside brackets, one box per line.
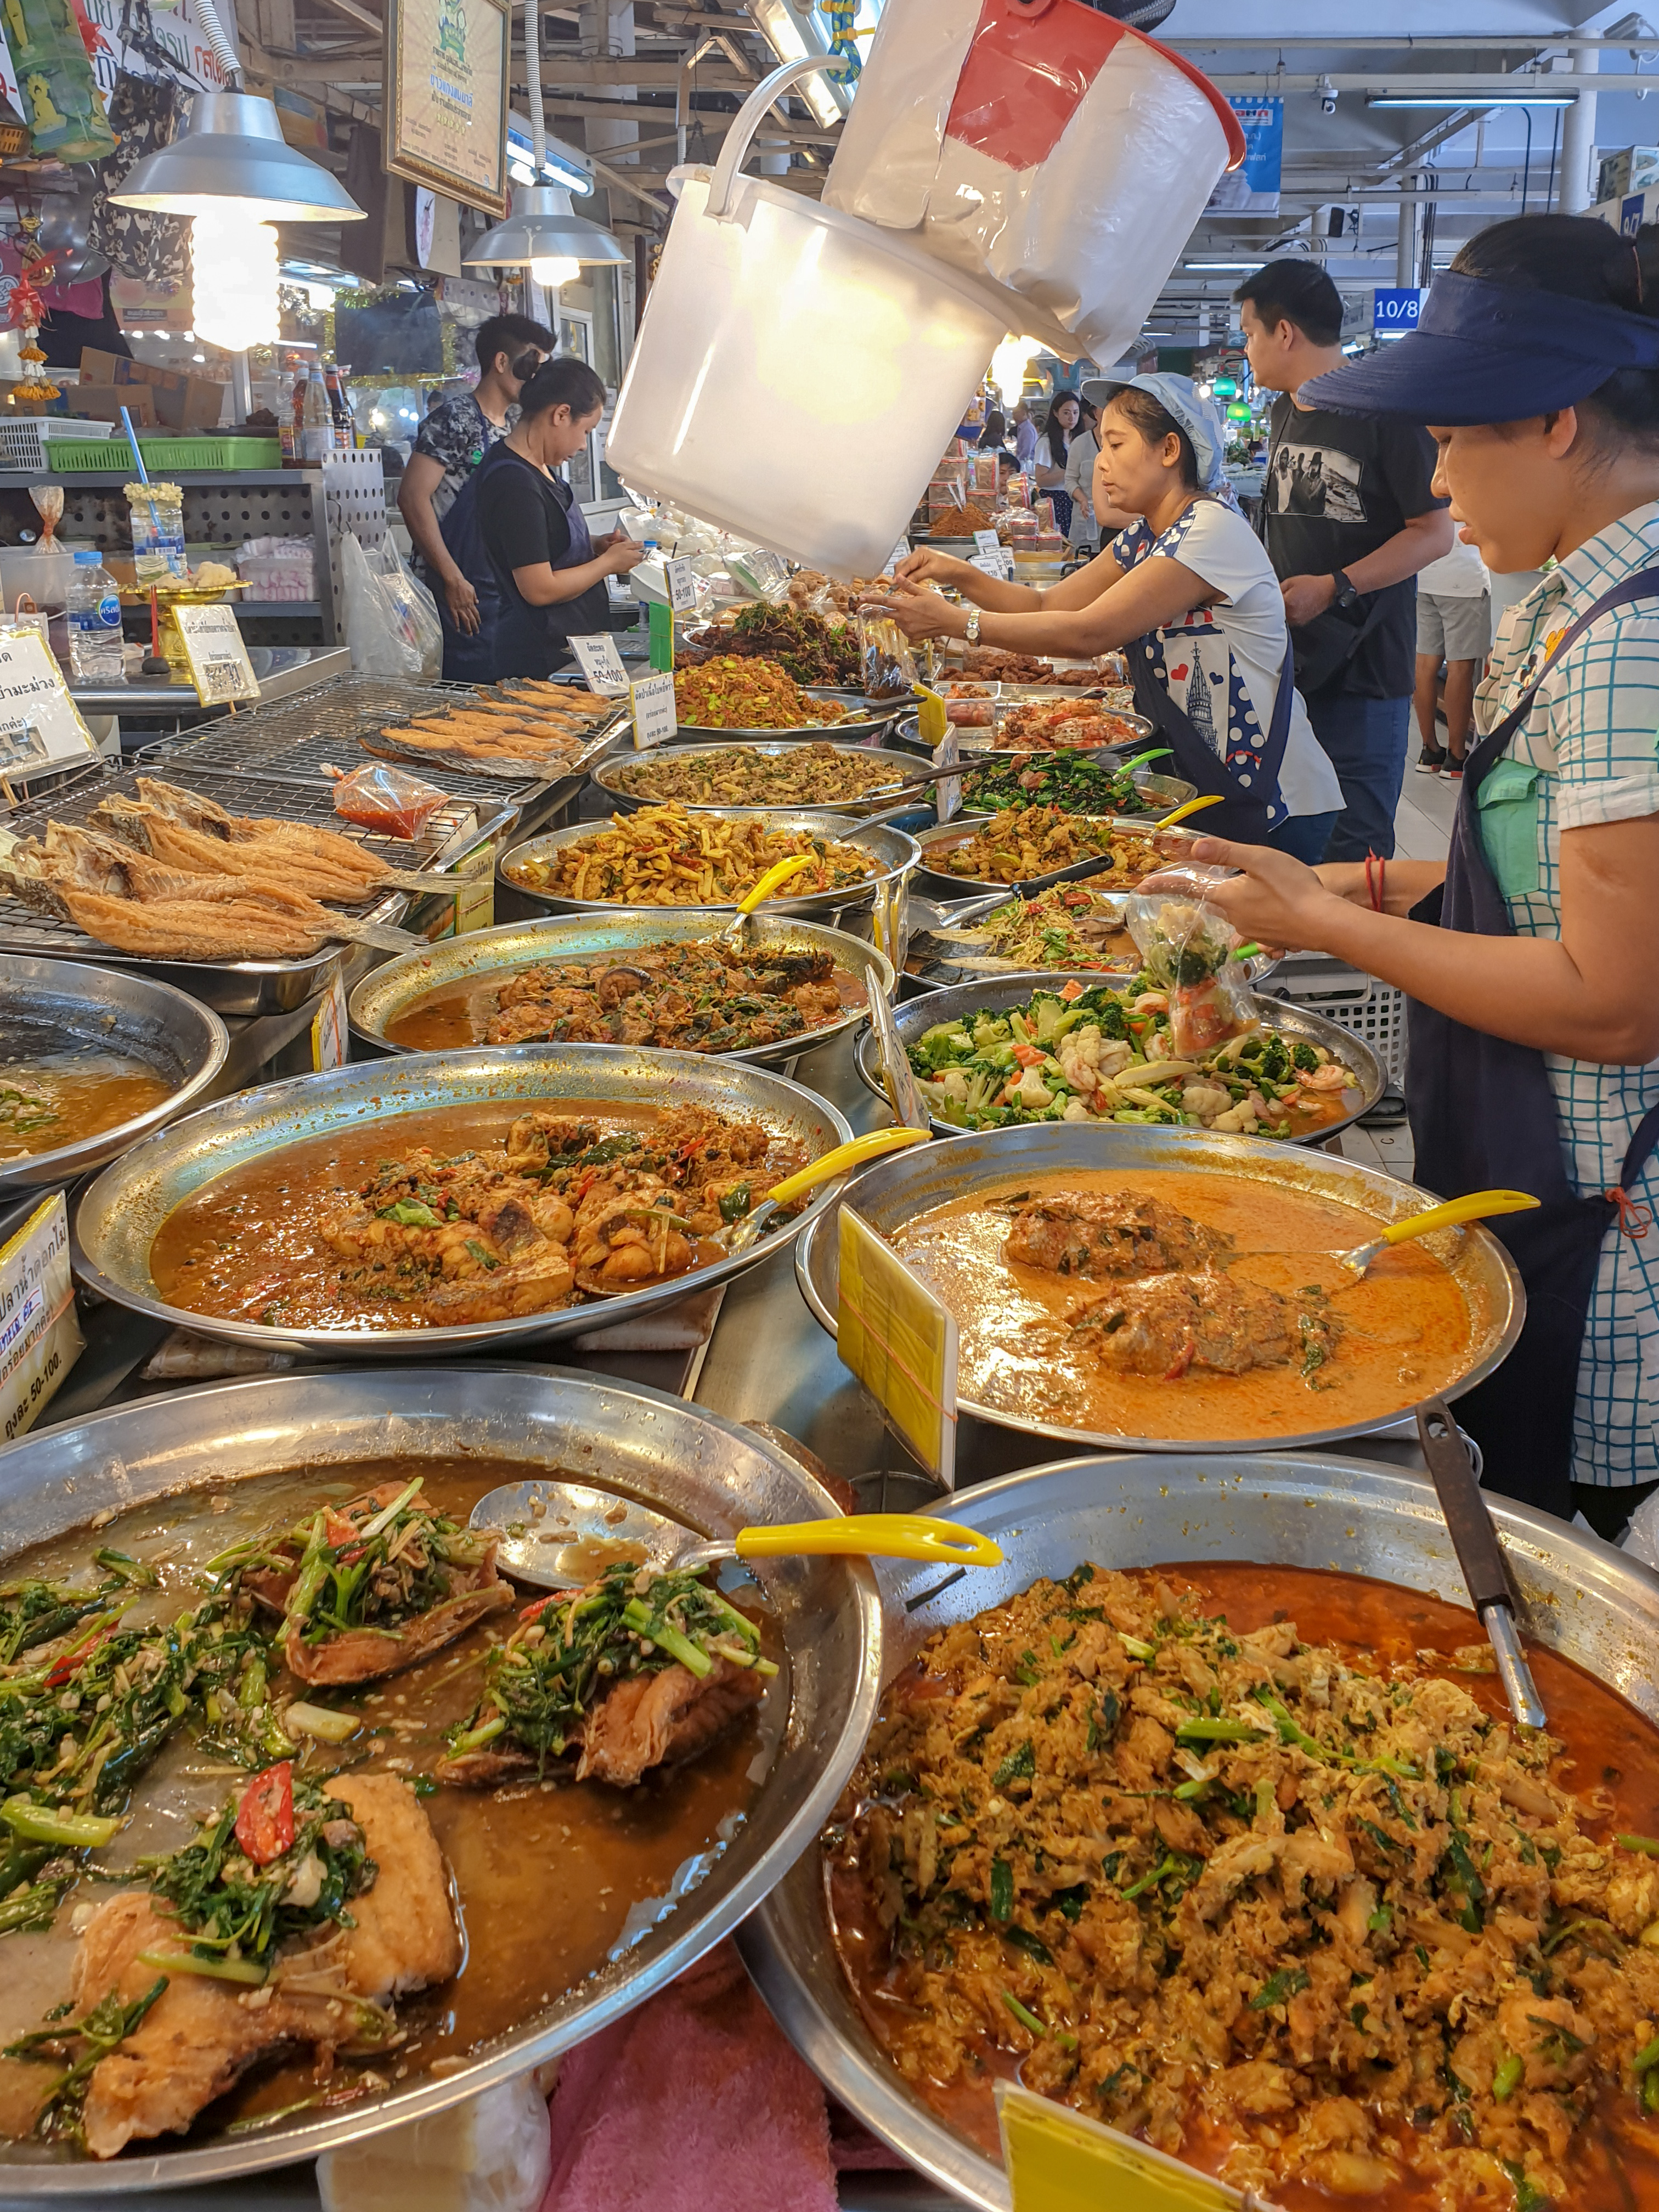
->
[718, 853, 820, 951]
[1224, 1189, 1539, 1283]
[1415, 1398, 1546, 1728]
[572, 1125, 929, 1297]
[467, 1485, 1003, 1591]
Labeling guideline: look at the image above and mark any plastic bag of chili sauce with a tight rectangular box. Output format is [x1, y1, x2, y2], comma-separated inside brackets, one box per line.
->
[332, 763, 449, 840]
[1124, 878, 1259, 1060]
[821, 0, 1245, 366]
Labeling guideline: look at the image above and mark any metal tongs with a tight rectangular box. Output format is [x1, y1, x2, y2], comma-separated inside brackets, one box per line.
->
[1416, 1399, 1547, 1728]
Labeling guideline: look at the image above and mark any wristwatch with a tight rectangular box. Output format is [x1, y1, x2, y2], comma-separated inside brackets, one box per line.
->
[966, 607, 981, 644]
[1331, 568, 1360, 612]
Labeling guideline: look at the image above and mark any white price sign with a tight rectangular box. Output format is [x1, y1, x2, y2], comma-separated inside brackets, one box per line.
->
[970, 550, 1015, 582]
[664, 556, 698, 614]
[630, 670, 678, 749]
[0, 629, 97, 774]
[973, 529, 1002, 556]
[932, 726, 963, 825]
[172, 602, 259, 706]
[568, 633, 630, 695]
[882, 539, 910, 577]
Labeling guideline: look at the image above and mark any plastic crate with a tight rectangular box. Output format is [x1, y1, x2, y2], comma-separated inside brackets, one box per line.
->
[139, 435, 283, 470]
[1260, 950, 1408, 1089]
[0, 417, 118, 472]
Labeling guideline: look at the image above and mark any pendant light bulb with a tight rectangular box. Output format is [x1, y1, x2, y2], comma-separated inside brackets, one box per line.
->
[529, 255, 581, 289]
[191, 206, 279, 352]
[989, 334, 1045, 411]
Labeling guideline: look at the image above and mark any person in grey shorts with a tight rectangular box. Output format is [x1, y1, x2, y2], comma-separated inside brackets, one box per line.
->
[1413, 534, 1491, 777]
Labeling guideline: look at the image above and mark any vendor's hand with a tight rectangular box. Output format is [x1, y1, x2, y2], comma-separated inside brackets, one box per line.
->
[1182, 834, 1351, 953]
[441, 570, 481, 636]
[606, 538, 646, 575]
[877, 587, 966, 644]
[1280, 572, 1339, 628]
[894, 547, 967, 589]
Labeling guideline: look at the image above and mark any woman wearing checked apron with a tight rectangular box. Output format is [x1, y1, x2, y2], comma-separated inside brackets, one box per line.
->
[873, 374, 1342, 860]
[1192, 215, 1659, 1536]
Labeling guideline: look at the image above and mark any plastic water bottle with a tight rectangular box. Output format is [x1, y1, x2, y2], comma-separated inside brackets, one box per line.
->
[66, 549, 124, 684]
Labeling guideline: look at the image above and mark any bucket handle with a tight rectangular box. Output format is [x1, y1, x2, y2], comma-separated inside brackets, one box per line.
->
[705, 55, 836, 222]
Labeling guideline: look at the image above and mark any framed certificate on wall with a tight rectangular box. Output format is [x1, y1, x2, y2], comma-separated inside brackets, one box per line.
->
[384, 0, 510, 217]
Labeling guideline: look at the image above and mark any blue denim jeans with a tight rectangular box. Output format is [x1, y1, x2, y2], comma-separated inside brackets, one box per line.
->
[1268, 810, 1340, 865]
[1304, 690, 1412, 862]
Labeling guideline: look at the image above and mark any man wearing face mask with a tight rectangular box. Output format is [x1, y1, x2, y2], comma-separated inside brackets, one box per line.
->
[397, 312, 554, 635]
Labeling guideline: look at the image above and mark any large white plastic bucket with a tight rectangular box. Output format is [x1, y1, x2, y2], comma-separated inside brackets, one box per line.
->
[605, 60, 1017, 579]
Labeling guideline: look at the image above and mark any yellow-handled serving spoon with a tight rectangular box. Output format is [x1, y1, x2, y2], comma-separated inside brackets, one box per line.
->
[572, 1126, 929, 1297]
[718, 853, 820, 950]
[1153, 792, 1226, 830]
[470, 1481, 1003, 1590]
[1228, 1189, 1539, 1283]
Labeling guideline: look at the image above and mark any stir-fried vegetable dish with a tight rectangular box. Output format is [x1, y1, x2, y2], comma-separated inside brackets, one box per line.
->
[681, 601, 863, 687]
[963, 749, 1171, 819]
[910, 886, 1138, 979]
[926, 808, 1165, 888]
[506, 805, 877, 907]
[907, 984, 1362, 1135]
[674, 657, 851, 731]
[610, 742, 902, 809]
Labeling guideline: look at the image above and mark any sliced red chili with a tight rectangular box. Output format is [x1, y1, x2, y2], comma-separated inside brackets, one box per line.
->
[518, 1595, 555, 1624]
[235, 1761, 295, 1865]
[44, 1623, 116, 1689]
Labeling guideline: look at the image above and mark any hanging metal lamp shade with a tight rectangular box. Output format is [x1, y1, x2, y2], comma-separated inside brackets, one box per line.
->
[464, 185, 627, 269]
[109, 92, 365, 222]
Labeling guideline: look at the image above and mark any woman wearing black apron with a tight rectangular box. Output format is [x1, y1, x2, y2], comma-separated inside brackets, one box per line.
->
[438, 356, 643, 682]
[1188, 215, 1659, 1537]
[872, 373, 1342, 860]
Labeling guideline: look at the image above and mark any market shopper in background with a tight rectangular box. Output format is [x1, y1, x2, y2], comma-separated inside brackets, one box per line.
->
[1237, 260, 1454, 861]
[439, 357, 642, 681]
[1035, 390, 1082, 539]
[1062, 397, 1101, 556]
[1189, 215, 1659, 1533]
[867, 373, 1341, 857]
[1011, 399, 1038, 470]
[1413, 531, 1490, 777]
[977, 407, 1008, 452]
[397, 311, 554, 635]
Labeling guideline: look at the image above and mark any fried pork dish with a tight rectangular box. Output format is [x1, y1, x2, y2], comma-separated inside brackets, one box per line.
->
[0, 1462, 777, 2159]
[372, 681, 616, 775]
[947, 648, 1104, 685]
[609, 742, 901, 809]
[674, 656, 852, 730]
[926, 808, 1164, 888]
[831, 1562, 1659, 2211]
[149, 1101, 806, 1329]
[505, 804, 877, 907]
[391, 939, 854, 1057]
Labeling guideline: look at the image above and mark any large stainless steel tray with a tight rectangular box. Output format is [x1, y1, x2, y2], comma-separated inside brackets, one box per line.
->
[347, 910, 896, 1069]
[73, 1043, 855, 1359]
[794, 1122, 1523, 1454]
[738, 1452, 1659, 2212]
[0, 955, 229, 1191]
[850, 971, 1378, 1142]
[910, 812, 1187, 902]
[498, 809, 919, 945]
[0, 1368, 881, 2192]
[592, 741, 928, 818]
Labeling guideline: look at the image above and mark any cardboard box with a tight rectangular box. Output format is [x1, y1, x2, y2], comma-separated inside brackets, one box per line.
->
[66, 385, 157, 426]
[77, 353, 224, 430]
[1596, 146, 1659, 202]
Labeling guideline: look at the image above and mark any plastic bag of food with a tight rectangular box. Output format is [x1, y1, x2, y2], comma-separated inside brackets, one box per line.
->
[1124, 876, 1258, 1057]
[341, 531, 443, 679]
[332, 761, 449, 840]
[861, 610, 918, 698]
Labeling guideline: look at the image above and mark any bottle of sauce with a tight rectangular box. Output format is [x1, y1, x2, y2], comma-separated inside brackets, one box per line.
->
[301, 376, 333, 464]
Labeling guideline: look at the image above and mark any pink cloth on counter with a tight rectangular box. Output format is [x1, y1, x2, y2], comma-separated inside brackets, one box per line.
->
[539, 1941, 902, 2211]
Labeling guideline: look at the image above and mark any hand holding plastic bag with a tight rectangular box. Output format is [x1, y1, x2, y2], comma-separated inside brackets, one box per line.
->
[1125, 868, 1260, 1058]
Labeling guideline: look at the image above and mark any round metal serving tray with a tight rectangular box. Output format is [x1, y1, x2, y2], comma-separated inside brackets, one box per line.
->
[737, 1451, 1659, 2212]
[72, 1043, 854, 1361]
[591, 740, 926, 819]
[673, 687, 905, 743]
[347, 910, 895, 1069]
[793, 1122, 1522, 1454]
[0, 1367, 880, 2193]
[849, 972, 1378, 1143]
[498, 809, 919, 941]
[0, 955, 229, 1192]
[911, 812, 1188, 902]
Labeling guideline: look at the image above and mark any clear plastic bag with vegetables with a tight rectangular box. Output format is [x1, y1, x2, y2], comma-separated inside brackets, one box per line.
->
[1125, 874, 1259, 1057]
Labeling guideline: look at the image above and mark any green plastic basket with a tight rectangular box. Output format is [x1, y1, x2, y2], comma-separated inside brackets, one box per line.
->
[49, 439, 138, 472]
[51, 435, 283, 472]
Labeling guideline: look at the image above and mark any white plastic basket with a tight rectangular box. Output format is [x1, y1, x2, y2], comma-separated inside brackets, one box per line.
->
[1261, 951, 1408, 1090]
[0, 418, 118, 472]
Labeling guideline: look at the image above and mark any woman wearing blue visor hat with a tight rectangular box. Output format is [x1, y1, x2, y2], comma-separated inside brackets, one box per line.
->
[866, 373, 1342, 855]
[1193, 214, 1659, 1533]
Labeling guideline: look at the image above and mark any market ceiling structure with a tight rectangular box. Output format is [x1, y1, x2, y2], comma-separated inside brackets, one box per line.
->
[241, 0, 1659, 346]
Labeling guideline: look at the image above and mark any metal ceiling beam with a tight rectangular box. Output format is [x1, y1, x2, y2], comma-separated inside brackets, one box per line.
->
[1165, 32, 1639, 46]
[1204, 72, 1601, 89]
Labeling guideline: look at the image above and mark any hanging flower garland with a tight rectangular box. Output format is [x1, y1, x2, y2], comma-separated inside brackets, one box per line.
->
[9, 269, 59, 403]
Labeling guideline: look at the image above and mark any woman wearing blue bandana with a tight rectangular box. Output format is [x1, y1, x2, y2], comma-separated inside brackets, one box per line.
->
[1192, 215, 1659, 1535]
[870, 375, 1342, 856]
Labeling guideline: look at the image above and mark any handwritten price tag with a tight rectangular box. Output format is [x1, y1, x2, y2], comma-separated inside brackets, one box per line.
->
[568, 633, 630, 695]
[664, 556, 698, 614]
[0, 629, 97, 773]
[0, 1193, 83, 1444]
[973, 528, 1002, 556]
[172, 602, 258, 706]
[630, 669, 678, 749]
[837, 1206, 957, 1489]
[970, 550, 1015, 582]
[883, 538, 910, 577]
[997, 2082, 1272, 2212]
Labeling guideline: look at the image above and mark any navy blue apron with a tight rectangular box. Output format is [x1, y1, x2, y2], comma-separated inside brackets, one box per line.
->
[1130, 622, 1294, 844]
[438, 443, 609, 682]
[1407, 566, 1659, 1517]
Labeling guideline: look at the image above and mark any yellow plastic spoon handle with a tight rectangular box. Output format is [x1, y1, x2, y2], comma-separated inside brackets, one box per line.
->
[760, 1127, 929, 1210]
[912, 682, 948, 748]
[732, 1513, 1003, 1568]
[738, 853, 819, 913]
[1379, 1189, 1541, 1248]
[1155, 792, 1227, 830]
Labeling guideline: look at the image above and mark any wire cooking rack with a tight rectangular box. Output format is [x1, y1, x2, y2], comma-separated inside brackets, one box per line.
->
[0, 760, 480, 967]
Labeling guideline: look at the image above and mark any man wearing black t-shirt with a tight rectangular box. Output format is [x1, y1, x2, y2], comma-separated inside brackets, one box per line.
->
[1235, 262, 1455, 861]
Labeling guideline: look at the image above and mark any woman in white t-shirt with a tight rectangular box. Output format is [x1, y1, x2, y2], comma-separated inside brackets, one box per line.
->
[873, 373, 1342, 857]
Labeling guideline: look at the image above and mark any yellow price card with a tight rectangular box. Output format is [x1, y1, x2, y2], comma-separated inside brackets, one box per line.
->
[0, 1193, 84, 1444]
[997, 2083, 1279, 2212]
[837, 1204, 957, 1489]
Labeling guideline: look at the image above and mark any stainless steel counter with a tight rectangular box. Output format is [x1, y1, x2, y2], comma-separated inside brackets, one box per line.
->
[76, 646, 353, 721]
